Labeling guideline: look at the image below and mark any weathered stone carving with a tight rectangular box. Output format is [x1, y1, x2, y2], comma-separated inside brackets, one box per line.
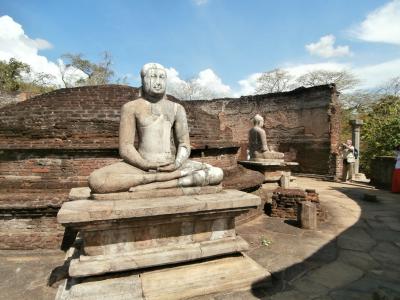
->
[88, 63, 223, 193]
[248, 114, 284, 161]
[55, 63, 270, 299]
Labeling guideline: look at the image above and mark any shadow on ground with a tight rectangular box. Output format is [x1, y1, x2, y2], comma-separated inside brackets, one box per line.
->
[242, 179, 400, 300]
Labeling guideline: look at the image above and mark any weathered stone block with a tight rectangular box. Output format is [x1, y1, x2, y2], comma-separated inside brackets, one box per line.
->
[57, 189, 261, 277]
[298, 201, 317, 230]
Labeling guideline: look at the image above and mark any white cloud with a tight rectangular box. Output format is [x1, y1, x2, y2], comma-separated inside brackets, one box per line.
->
[235, 73, 262, 96]
[351, 0, 400, 45]
[306, 35, 352, 58]
[166, 67, 231, 99]
[193, 0, 208, 5]
[353, 58, 400, 89]
[283, 62, 351, 77]
[283, 60, 400, 90]
[166, 67, 187, 87]
[193, 69, 231, 95]
[31, 38, 53, 50]
[234, 63, 350, 96]
[0, 15, 84, 86]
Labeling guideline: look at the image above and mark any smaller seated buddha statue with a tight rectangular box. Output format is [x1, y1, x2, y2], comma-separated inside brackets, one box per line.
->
[248, 114, 284, 161]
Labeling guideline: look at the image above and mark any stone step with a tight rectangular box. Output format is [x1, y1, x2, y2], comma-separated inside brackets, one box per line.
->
[57, 254, 271, 300]
[69, 236, 249, 277]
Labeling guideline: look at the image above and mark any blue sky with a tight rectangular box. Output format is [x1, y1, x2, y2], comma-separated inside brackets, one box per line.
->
[1, 0, 399, 96]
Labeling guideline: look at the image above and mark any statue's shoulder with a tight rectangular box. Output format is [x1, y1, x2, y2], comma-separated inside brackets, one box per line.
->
[161, 99, 186, 115]
[168, 100, 186, 113]
[251, 126, 265, 135]
[121, 98, 148, 111]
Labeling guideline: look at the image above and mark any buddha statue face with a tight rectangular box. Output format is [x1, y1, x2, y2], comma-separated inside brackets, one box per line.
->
[252, 114, 264, 127]
[141, 63, 167, 99]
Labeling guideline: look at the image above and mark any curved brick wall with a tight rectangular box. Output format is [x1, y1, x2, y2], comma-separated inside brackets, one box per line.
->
[0, 84, 340, 249]
[0, 85, 234, 150]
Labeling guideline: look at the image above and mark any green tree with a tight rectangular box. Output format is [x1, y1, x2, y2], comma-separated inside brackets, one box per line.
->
[360, 95, 400, 174]
[0, 58, 30, 91]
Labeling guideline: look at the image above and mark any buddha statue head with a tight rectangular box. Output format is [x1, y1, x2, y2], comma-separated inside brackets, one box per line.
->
[140, 62, 167, 99]
[252, 114, 264, 128]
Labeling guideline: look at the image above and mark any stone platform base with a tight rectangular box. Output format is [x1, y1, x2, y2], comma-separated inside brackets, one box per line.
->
[56, 254, 270, 300]
[238, 160, 299, 188]
[69, 236, 249, 277]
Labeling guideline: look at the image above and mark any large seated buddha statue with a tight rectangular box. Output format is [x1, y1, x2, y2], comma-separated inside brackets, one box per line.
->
[88, 63, 223, 194]
[248, 114, 285, 161]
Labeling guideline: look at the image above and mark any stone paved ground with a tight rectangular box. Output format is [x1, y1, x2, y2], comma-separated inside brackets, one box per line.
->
[0, 177, 399, 300]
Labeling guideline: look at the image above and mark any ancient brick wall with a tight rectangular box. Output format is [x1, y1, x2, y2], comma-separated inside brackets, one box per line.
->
[0, 84, 340, 249]
[0, 84, 340, 175]
[0, 85, 237, 191]
[270, 188, 326, 221]
[188, 85, 341, 176]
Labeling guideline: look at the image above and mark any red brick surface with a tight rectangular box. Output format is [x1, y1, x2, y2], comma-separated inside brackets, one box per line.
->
[0, 84, 340, 249]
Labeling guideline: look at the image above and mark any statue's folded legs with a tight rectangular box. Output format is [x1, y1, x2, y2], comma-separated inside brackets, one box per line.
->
[89, 160, 223, 193]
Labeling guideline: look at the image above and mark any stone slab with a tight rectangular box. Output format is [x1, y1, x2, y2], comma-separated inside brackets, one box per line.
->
[69, 187, 91, 201]
[69, 236, 249, 277]
[239, 160, 299, 167]
[92, 185, 223, 200]
[306, 261, 363, 289]
[140, 254, 270, 300]
[56, 274, 143, 300]
[58, 189, 260, 225]
[239, 160, 285, 166]
[57, 254, 270, 300]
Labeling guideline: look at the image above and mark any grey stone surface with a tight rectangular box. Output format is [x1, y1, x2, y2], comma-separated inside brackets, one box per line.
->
[268, 290, 310, 300]
[368, 228, 400, 243]
[337, 227, 376, 251]
[337, 249, 380, 271]
[306, 261, 363, 289]
[370, 242, 400, 266]
[329, 289, 373, 300]
[346, 273, 400, 294]
[290, 277, 329, 297]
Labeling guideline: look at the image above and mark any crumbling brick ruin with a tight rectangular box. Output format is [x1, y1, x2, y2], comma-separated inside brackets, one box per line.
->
[0, 84, 341, 249]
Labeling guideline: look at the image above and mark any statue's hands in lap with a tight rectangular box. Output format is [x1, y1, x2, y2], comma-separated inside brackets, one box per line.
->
[145, 161, 173, 171]
[157, 163, 178, 172]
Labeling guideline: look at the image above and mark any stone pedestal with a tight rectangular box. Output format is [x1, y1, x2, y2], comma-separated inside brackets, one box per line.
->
[238, 160, 299, 188]
[56, 188, 271, 299]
